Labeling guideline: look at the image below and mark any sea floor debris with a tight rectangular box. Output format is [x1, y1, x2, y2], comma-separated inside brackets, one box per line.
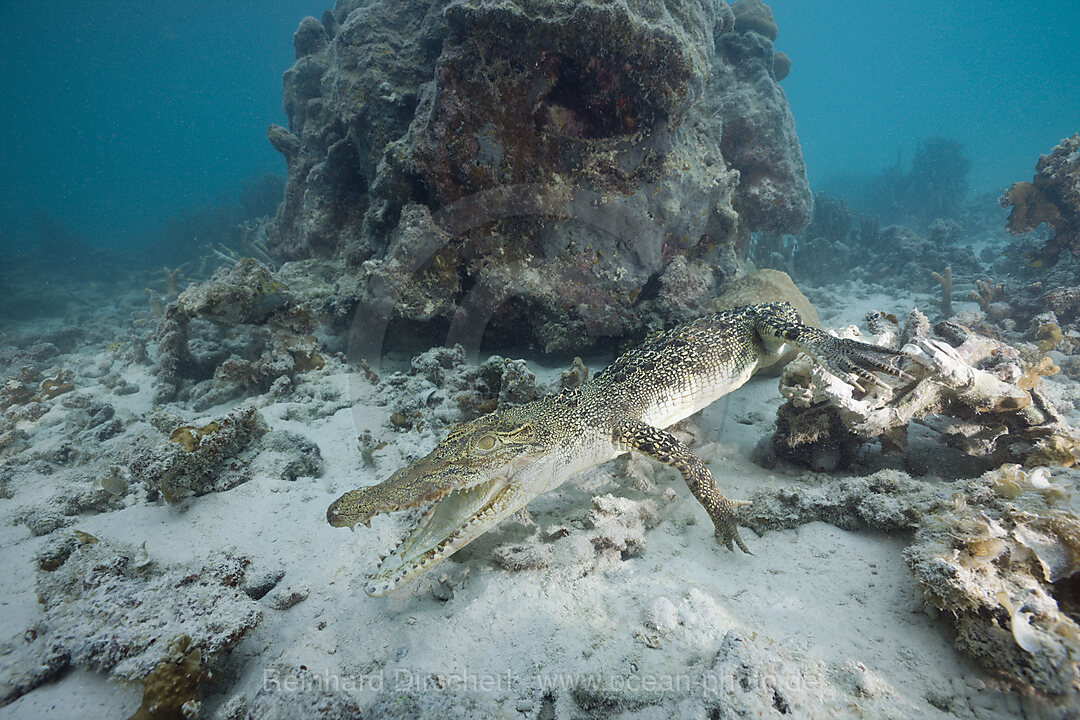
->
[1, 536, 262, 708]
[3, 288, 1079, 718]
[772, 308, 1064, 474]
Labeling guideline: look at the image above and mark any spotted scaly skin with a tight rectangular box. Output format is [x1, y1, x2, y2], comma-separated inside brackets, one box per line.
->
[328, 302, 910, 595]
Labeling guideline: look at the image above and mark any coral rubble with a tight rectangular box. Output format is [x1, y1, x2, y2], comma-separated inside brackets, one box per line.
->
[126, 405, 272, 503]
[786, 192, 981, 295]
[152, 258, 324, 405]
[1, 538, 262, 705]
[742, 464, 1080, 711]
[1, 368, 74, 411]
[739, 469, 933, 536]
[377, 344, 543, 435]
[492, 493, 661, 574]
[128, 634, 206, 720]
[772, 310, 1061, 473]
[904, 465, 1080, 708]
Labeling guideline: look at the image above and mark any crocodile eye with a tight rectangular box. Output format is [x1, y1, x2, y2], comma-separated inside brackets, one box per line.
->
[475, 434, 497, 452]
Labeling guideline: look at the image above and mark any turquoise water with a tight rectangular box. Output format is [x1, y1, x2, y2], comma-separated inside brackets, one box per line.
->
[1, 0, 1076, 250]
[0, 0, 320, 250]
[770, 0, 1080, 195]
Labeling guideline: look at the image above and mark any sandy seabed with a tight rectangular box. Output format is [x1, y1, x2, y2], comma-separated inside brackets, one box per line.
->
[0, 281, 1074, 720]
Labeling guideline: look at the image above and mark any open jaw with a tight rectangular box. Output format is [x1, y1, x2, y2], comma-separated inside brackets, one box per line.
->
[363, 476, 521, 597]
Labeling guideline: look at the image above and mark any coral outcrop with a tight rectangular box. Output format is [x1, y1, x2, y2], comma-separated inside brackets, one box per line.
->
[128, 406, 261, 502]
[732, 0, 777, 40]
[1001, 134, 1080, 264]
[267, 0, 810, 351]
[153, 258, 324, 405]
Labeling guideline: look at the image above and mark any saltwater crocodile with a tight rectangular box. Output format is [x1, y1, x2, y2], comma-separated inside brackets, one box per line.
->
[328, 302, 910, 596]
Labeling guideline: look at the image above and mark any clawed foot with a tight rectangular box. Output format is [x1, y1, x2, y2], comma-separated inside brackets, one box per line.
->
[714, 500, 752, 555]
[818, 336, 913, 391]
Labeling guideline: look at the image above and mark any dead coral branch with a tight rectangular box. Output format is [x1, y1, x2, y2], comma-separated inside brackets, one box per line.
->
[969, 278, 1007, 313]
[930, 265, 952, 318]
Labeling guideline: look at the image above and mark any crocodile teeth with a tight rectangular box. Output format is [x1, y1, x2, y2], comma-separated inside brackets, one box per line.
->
[365, 481, 519, 597]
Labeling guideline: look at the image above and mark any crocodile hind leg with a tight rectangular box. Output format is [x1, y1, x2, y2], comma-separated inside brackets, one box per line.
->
[614, 418, 750, 554]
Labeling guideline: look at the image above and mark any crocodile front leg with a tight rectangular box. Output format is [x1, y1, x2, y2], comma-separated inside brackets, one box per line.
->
[614, 418, 750, 554]
[754, 309, 912, 390]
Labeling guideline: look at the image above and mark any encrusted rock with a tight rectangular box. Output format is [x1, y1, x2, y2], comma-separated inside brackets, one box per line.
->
[242, 567, 286, 601]
[27, 538, 261, 691]
[267, 0, 810, 352]
[18, 506, 69, 537]
[127, 405, 267, 502]
[0, 624, 68, 706]
[904, 465, 1080, 706]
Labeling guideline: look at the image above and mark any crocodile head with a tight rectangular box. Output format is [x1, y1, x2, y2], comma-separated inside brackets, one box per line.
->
[327, 403, 559, 596]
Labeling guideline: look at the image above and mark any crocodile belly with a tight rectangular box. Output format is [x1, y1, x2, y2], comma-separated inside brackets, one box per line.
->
[639, 364, 756, 430]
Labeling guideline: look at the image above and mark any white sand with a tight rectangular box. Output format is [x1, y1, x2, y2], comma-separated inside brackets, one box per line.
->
[0, 287, 1056, 719]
